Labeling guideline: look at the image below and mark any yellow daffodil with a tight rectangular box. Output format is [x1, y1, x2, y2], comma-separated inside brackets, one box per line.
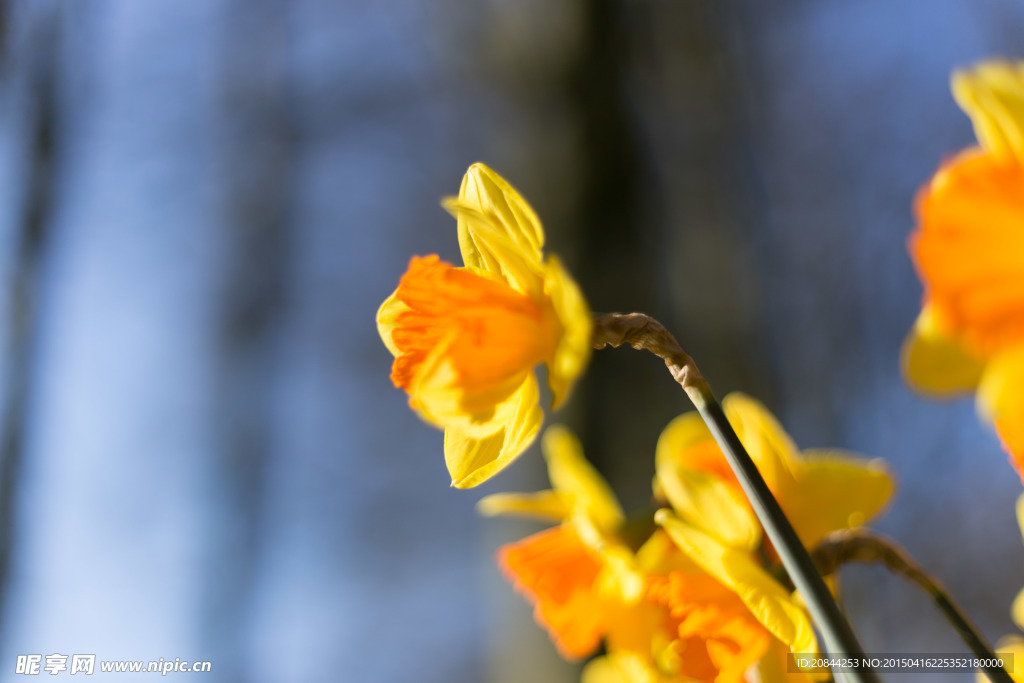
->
[478, 425, 642, 659]
[377, 164, 592, 488]
[902, 60, 1024, 479]
[653, 393, 894, 682]
[626, 527, 787, 683]
[655, 393, 894, 551]
[482, 424, 817, 683]
[573, 517, 811, 683]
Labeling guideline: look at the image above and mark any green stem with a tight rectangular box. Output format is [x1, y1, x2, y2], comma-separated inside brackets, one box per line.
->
[812, 529, 1014, 683]
[591, 312, 879, 683]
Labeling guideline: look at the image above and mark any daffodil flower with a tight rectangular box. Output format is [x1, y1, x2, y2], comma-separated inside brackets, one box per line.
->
[377, 164, 592, 488]
[481, 424, 812, 683]
[655, 393, 894, 550]
[902, 60, 1024, 478]
[574, 517, 809, 683]
[478, 425, 643, 659]
[652, 393, 894, 683]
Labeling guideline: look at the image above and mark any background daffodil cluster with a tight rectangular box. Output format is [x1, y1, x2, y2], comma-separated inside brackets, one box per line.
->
[475, 395, 892, 683]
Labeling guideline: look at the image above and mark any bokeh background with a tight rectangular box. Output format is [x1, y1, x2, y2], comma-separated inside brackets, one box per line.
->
[0, 1, 1023, 681]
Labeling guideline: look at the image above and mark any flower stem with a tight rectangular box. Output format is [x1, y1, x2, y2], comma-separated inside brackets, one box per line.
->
[592, 312, 879, 683]
[812, 529, 1015, 683]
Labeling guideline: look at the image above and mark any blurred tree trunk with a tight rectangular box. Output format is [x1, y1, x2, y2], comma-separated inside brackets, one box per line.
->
[567, 0, 778, 517]
[202, 2, 294, 681]
[0, 0, 58, 645]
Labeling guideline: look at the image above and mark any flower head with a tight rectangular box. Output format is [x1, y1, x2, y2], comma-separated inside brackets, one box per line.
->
[655, 393, 894, 550]
[902, 60, 1024, 478]
[378, 164, 592, 487]
[652, 394, 894, 682]
[481, 418, 847, 683]
[478, 425, 642, 659]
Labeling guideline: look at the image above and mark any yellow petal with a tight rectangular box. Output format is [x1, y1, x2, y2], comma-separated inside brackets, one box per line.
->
[901, 306, 986, 396]
[755, 639, 792, 683]
[583, 653, 665, 683]
[583, 654, 643, 683]
[722, 394, 799, 494]
[1017, 493, 1024, 545]
[581, 656, 629, 683]
[375, 289, 409, 357]
[780, 451, 895, 548]
[475, 490, 570, 522]
[603, 598, 673, 664]
[656, 510, 818, 655]
[457, 163, 544, 269]
[1013, 494, 1024, 632]
[655, 411, 712, 471]
[581, 534, 644, 603]
[444, 374, 543, 488]
[443, 199, 545, 297]
[977, 346, 1024, 424]
[633, 529, 702, 575]
[656, 460, 761, 550]
[977, 634, 1024, 683]
[1012, 588, 1024, 635]
[543, 256, 592, 409]
[977, 346, 1024, 474]
[543, 425, 624, 531]
[952, 61, 1024, 164]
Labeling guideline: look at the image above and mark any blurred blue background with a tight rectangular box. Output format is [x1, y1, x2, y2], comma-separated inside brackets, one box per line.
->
[0, 1, 1022, 681]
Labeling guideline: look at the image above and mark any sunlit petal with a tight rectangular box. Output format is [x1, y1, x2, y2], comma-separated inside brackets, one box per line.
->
[656, 412, 714, 468]
[543, 256, 593, 409]
[1012, 588, 1024, 635]
[657, 460, 761, 550]
[779, 451, 894, 548]
[582, 653, 662, 683]
[977, 347, 1024, 477]
[445, 374, 543, 488]
[952, 61, 1024, 164]
[476, 490, 571, 522]
[375, 289, 409, 356]
[722, 394, 799, 494]
[457, 162, 545, 269]
[901, 305, 986, 395]
[544, 425, 624, 531]
[976, 635, 1024, 683]
[656, 510, 818, 656]
[443, 199, 545, 296]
